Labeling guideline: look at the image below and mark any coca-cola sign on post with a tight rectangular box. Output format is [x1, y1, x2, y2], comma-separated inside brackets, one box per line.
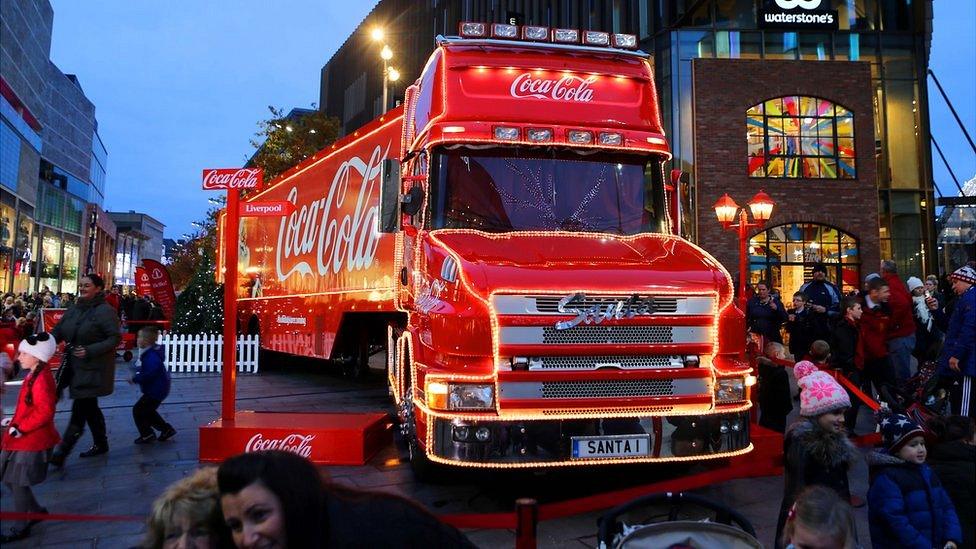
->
[202, 168, 264, 191]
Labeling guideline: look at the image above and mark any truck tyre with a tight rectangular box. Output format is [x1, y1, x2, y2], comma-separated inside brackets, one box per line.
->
[407, 435, 436, 482]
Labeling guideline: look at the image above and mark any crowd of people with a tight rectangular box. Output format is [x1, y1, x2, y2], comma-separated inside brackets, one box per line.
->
[748, 260, 974, 549]
[0, 259, 972, 547]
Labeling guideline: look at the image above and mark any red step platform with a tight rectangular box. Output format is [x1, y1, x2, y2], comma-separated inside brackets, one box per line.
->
[199, 411, 393, 465]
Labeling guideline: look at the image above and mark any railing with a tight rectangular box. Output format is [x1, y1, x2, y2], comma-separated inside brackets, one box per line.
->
[158, 333, 259, 373]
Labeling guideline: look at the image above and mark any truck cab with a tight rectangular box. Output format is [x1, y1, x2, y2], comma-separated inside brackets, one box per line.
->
[381, 24, 752, 469]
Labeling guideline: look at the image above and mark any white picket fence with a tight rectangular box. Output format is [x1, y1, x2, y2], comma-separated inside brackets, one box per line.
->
[158, 334, 260, 373]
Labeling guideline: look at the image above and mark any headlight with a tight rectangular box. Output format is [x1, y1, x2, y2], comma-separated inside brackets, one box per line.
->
[426, 381, 494, 410]
[715, 378, 746, 403]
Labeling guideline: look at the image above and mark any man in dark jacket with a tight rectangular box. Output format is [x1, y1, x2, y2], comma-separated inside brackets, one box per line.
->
[799, 263, 841, 341]
[50, 273, 121, 464]
[746, 281, 787, 343]
[129, 294, 151, 334]
[831, 296, 865, 432]
[930, 265, 976, 418]
[881, 260, 916, 382]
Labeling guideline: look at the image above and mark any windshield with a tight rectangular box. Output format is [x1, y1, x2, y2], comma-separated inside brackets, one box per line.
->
[429, 148, 667, 234]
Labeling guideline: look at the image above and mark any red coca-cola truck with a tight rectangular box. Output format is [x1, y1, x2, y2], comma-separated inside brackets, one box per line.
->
[226, 23, 753, 472]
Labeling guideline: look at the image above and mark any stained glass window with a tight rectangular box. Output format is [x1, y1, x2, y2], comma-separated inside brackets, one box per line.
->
[747, 96, 856, 179]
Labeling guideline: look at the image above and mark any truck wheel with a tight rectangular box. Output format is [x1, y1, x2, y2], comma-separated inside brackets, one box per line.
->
[408, 432, 437, 482]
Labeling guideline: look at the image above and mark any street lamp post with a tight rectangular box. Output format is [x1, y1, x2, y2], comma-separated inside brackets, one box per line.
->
[371, 28, 398, 112]
[713, 190, 776, 313]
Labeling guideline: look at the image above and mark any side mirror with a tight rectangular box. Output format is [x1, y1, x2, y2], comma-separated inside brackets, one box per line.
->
[401, 186, 424, 217]
[379, 159, 401, 233]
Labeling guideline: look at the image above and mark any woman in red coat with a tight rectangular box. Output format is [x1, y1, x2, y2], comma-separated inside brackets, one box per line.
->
[0, 332, 60, 542]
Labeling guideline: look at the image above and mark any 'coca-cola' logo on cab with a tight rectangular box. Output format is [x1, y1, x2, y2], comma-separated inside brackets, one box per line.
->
[275, 144, 386, 281]
[202, 168, 264, 191]
[510, 73, 596, 103]
[245, 433, 315, 458]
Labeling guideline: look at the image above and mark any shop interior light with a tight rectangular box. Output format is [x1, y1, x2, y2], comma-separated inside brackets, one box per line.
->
[494, 126, 520, 140]
[526, 128, 553, 142]
[459, 22, 487, 37]
[552, 28, 580, 43]
[567, 130, 593, 144]
[491, 23, 519, 39]
[583, 31, 610, 46]
[522, 25, 549, 41]
[598, 132, 622, 145]
[611, 33, 638, 49]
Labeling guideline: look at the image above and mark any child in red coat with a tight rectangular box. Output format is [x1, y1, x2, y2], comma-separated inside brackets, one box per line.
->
[0, 332, 60, 542]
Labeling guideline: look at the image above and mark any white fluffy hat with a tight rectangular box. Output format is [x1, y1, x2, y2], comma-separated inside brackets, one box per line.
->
[19, 332, 57, 363]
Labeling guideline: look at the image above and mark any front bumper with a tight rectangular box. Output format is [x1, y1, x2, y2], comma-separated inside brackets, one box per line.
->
[426, 410, 751, 467]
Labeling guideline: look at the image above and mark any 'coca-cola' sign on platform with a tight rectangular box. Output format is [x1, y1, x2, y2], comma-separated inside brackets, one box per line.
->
[245, 433, 315, 458]
[510, 73, 596, 103]
[202, 168, 264, 191]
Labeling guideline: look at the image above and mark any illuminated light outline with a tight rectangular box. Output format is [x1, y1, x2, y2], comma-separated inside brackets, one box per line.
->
[423, 133, 672, 160]
[425, 441, 755, 469]
[236, 287, 395, 302]
[460, 64, 647, 82]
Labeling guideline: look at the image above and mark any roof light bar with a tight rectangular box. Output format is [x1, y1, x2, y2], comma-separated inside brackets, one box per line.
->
[583, 31, 610, 46]
[611, 33, 638, 49]
[552, 28, 580, 44]
[522, 25, 549, 41]
[491, 23, 518, 39]
[459, 22, 487, 37]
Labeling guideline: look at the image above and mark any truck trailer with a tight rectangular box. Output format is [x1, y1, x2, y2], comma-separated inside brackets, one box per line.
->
[227, 23, 753, 472]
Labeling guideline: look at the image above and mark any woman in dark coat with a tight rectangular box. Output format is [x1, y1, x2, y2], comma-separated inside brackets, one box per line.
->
[50, 274, 121, 465]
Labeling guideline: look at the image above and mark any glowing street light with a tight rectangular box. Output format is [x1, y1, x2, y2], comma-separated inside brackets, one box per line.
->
[370, 28, 384, 41]
[388, 68, 401, 82]
[713, 190, 776, 313]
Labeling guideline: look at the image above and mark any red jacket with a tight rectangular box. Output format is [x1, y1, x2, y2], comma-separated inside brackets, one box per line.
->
[882, 272, 915, 339]
[860, 300, 891, 361]
[2, 366, 60, 451]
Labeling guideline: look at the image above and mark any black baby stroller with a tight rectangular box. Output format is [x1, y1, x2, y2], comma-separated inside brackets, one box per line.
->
[597, 492, 763, 549]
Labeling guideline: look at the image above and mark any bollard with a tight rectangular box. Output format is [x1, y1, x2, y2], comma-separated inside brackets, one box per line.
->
[515, 498, 538, 549]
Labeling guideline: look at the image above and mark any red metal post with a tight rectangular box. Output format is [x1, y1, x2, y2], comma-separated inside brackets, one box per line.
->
[515, 498, 538, 549]
[222, 189, 239, 422]
[737, 208, 750, 314]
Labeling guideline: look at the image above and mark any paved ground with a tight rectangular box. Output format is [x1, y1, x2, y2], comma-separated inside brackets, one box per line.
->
[1, 356, 874, 548]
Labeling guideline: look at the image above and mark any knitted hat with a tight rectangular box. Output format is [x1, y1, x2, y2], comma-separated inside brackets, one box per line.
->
[864, 273, 881, 283]
[880, 413, 926, 455]
[795, 361, 851, 417]
[19, 332, 56, 363]
[906, 276, 923, 292]
[948, 265, 976, 285]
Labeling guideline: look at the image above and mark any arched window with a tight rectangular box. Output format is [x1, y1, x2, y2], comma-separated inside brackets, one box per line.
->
[747, 96, 855, 179]
[749, 222, 860, 300]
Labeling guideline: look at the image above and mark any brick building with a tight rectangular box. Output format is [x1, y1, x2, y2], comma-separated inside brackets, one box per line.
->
[319, 0, 938, 298]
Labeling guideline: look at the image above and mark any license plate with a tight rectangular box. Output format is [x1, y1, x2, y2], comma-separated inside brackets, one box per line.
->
[571, 434, 651, 459]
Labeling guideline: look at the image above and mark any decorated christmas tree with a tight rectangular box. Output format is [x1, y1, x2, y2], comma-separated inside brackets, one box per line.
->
[172, 251, 223, 334]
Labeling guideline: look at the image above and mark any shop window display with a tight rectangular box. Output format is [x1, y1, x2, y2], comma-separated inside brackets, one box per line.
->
[749, 222, 861, 300]
[747, 96, 856, 179]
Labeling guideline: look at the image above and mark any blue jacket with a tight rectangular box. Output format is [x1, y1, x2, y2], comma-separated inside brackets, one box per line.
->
[867, 451, 962, 549]
[937, 285, 975, 378]
[132, 344, 170, 401]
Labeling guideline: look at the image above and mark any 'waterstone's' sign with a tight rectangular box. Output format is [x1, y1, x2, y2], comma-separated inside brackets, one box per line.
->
[758, 0, 838, 30]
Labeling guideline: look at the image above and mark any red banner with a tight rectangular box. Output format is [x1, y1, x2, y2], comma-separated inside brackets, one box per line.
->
[142, 260, 177, 320]
[240, 200, 295, 217]
[135, 266, 152, 296]
[202, 168, 263, 191]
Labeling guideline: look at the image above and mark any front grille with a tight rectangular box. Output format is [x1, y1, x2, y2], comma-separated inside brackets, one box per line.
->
[535, 296, 679, 314]
[542, 325, 673, 345]
[531, 355, 683, 370]
[541, 379, 674, 399]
